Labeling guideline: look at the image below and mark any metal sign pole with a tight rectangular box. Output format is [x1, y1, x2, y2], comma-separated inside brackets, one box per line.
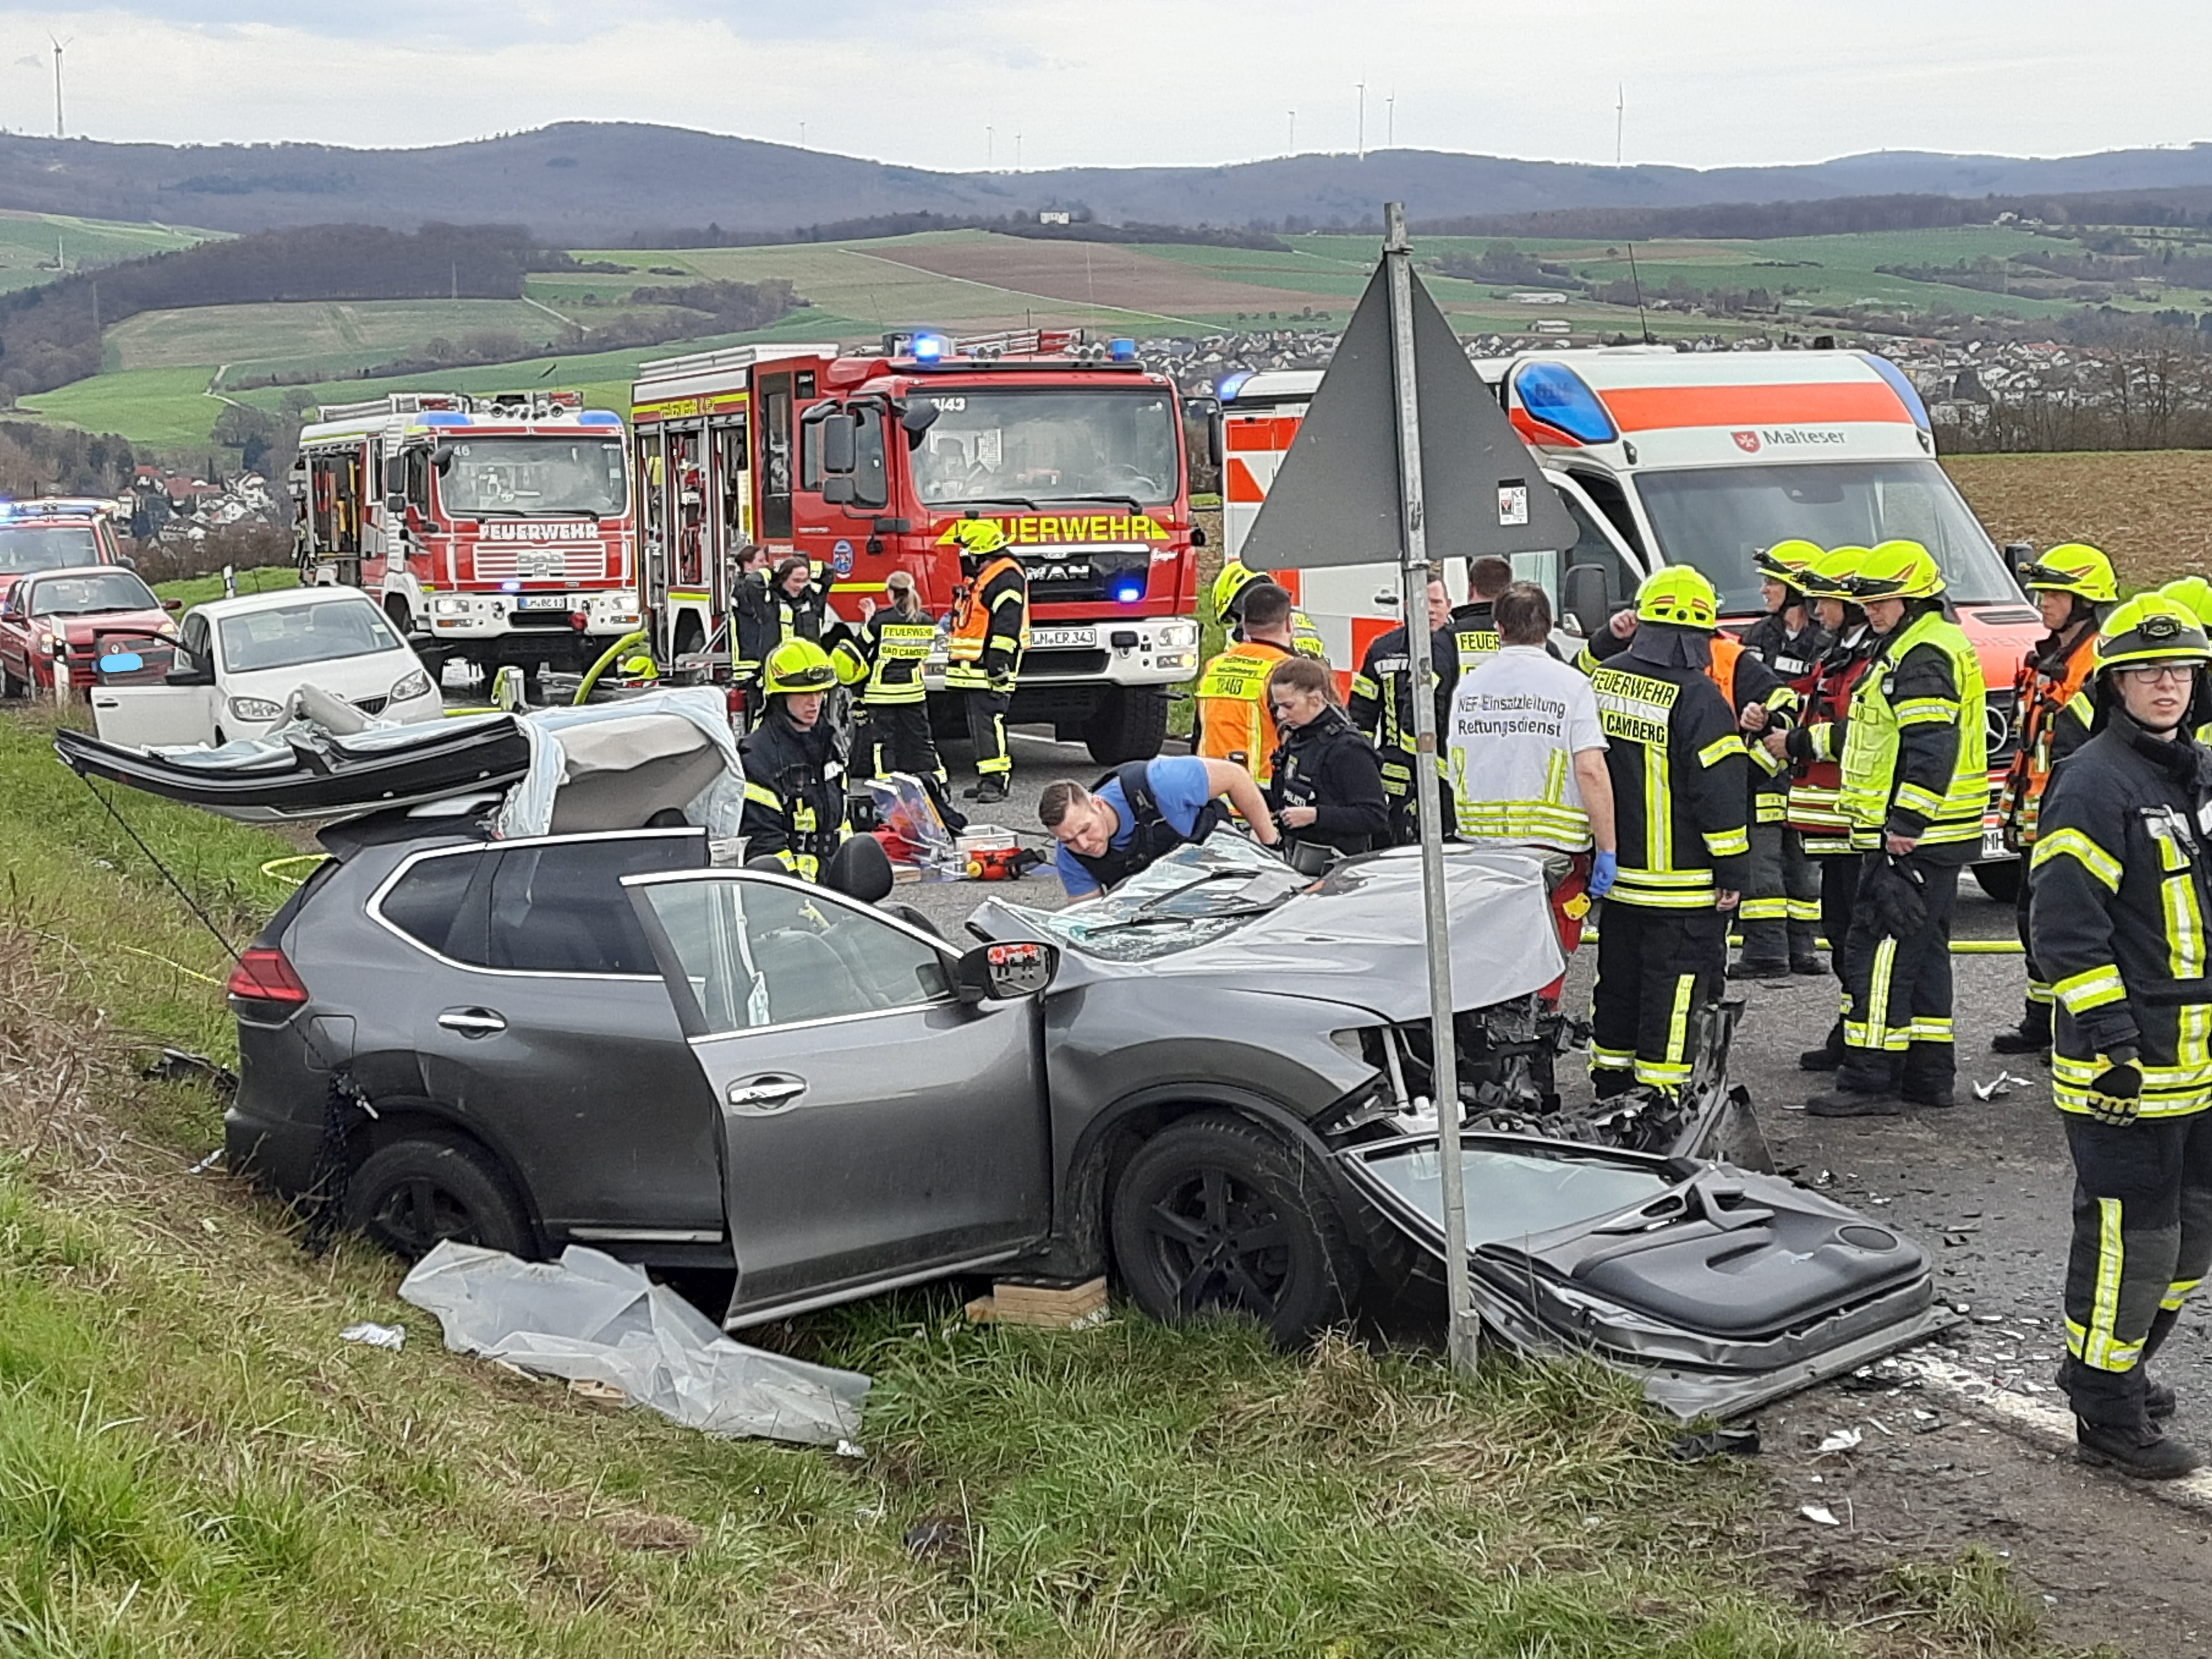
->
[1382, 200, 1478, 1374]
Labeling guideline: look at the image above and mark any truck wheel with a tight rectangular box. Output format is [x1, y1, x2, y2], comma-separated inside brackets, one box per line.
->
[1109, 1111, 1358, 1344]
[1083, 686, 1170, 765]
[1972, 860, 2023, 904]
[344, 1133, 532, 1261]
[0, 664, 24, 700]
[384, 595, 413, 637]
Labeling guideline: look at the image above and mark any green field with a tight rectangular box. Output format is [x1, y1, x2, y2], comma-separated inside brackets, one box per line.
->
[110, 298, 582, 377]
[0, 206, 214, 294]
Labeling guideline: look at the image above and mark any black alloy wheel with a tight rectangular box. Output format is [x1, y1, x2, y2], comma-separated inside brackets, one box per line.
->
[1109, 1112, 1356, 1344]
[343, 1134, 531, 1261]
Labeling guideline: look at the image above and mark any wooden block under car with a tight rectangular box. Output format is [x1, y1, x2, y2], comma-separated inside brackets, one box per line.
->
[963, 1276, 1109, 1329]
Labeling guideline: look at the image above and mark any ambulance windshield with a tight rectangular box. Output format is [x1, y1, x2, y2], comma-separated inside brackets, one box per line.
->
[1635, 460, 2020, 613]
[911, 390, 1179, 509]
[435, 437, 628, 519]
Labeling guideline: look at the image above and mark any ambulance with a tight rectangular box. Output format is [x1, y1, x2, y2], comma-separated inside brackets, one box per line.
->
[1220, 346, 2041, 892]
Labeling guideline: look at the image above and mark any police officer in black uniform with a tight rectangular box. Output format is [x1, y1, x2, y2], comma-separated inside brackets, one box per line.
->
[1265, 654, 1388, 866]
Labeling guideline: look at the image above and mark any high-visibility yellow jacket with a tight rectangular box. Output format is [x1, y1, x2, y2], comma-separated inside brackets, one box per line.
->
[1838, 608, 1988, 851]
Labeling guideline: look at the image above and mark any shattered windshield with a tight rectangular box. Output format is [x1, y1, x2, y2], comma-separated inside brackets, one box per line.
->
[1009, 838, 1309, 962]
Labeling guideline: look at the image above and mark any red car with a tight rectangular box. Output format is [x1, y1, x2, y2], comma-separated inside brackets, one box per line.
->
[0, 565, 178, 697]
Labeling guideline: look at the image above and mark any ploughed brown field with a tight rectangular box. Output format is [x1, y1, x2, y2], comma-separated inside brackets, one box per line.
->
[1945, 450, 2212, 587]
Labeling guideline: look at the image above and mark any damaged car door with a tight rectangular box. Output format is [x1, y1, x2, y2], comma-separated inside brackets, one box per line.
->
[624, 868, 1054, 1326]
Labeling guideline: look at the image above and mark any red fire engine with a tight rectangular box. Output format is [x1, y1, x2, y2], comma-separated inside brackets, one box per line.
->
[291, 390, 641, 682]
[630, 329, 1203, 762]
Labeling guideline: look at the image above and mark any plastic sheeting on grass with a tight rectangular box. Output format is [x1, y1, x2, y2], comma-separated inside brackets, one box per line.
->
[398, 1242, 869, 1447]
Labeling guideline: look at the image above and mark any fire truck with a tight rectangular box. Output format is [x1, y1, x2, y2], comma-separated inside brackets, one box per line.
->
[291, 390, 641, 681]
[630, 329, 1203, 763]
[1221, 346, 2042, 896]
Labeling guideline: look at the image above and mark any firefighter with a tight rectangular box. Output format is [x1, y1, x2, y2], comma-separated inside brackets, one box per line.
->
[1806, 540, 1989, 1117]
[1738, 539, 1832, 976]
[728, 542, 776, 724]
[945, 519, 1029, 804]
[1585, 565, 1751, 1103]
[2030, 594, 2212, 1478]
[1348, 570, 1452, 845]
[2164, 575, 2212, 743]
[1777, 546, 1883, 1071]
[1265, 654, 1389, 863]
[740, 638, 856, 883]
[1194, 580, 1300, 787]
[1445, 554, 1515, 686]
[1992, 542, 2116, 1056]
[842, 569, 946, 790]
[768, 554, 830, 644]
[1211, 558, 1327, 660]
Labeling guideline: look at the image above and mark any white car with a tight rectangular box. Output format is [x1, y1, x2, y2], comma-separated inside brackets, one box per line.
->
[90, 586, 442, 749]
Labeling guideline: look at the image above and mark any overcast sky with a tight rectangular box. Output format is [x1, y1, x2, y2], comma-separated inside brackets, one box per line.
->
[0, 1, 2201, 174]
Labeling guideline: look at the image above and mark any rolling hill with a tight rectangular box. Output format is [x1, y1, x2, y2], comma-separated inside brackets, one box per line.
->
[0, 124, 2211, 243]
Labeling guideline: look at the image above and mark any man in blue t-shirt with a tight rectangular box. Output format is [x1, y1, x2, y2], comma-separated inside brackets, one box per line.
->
[1040, 755, 1278, 897]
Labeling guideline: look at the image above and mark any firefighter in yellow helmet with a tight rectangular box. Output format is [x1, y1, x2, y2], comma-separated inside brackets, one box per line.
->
[1805, 540, 1989, 1117]
[1583, 564, 1752, 1103]
[2030, 594, 2212, 1477]
[944, 518, 1029, 804]
[1736, 539, 1832, 975]
[1991, 542, 2117, 1057]
[1211, 558, 1327, 661]
[739, 638, 856, 883]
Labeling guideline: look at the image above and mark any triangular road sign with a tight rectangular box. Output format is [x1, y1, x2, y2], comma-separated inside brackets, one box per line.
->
[1240, 258, 1577, 570]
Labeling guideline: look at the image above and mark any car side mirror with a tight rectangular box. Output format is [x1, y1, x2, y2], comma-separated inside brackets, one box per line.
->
[163, 597, 183, 612]
[165, 663, 216, 688]
[2003, 540, 2034, 580]
[953, 939, 1059, 1003]
[1562, 564, 1612, 640]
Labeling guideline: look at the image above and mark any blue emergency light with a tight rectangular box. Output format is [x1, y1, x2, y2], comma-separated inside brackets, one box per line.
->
[1217, 370, 1254, 401]
[1108, 338, 1138, 362]
[1513, 361, 1618, 446]
[1862, 354, 1933, 433]
[580, 410, 623, 427]
[910, 333, 949, 363]
[500, 579, 521, 593]
[1108, 573, 1146, 604]
[419, 411, 472, 427]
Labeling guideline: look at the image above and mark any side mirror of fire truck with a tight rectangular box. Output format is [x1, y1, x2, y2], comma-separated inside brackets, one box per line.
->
[897, 401, 940, 439]
[1562, 564, 1613, 640]
[382, 457, 407, 516]
[820, 409, 858, 477]
[431, 444, 457, 474]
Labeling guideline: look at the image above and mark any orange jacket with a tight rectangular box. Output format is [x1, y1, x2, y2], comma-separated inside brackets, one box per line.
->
[1195, 638, 1295, 784]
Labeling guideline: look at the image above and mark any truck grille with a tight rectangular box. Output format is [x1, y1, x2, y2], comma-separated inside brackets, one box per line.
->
[1985, 686, 2020, 765]
[1021, 547, 1150, 606]
[471, 547, 608, 582]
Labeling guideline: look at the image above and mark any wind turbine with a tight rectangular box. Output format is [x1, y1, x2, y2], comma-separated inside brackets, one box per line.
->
[49, 34, 69, 139]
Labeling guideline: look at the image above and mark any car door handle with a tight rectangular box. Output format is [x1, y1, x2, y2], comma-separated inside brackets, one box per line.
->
[437, 1007, 508, 1038]
[726, 1074, 806, 1114]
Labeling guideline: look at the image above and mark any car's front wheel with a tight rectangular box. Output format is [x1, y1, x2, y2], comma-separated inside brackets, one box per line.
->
[1109, 1111, 1358, 1344]
[344, 1133, 532, 1261]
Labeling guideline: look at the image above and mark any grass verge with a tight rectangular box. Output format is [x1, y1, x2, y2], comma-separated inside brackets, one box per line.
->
[0, 702, 2086, 1656]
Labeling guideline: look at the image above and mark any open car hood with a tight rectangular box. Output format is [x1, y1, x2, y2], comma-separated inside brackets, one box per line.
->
[1338, 1132, 1952, 1420]
[978, 839, 1567, 1019]
[53, 687, 748, 839]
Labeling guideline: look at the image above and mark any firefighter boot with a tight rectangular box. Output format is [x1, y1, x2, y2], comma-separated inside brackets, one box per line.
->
[2075, 1418, 2202, 1479]
[1798, 1021, 1845, 1072]
[964, 775, 1010, 805]
[1990, 1000, 2053, 1056]
[2057, 1345, 2178, 1420]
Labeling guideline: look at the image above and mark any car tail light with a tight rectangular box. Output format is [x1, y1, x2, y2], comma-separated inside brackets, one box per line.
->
[227, 946, 309, 1006]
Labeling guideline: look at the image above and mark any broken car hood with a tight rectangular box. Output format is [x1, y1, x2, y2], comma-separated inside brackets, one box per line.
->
[977, 839, 1566, 1020]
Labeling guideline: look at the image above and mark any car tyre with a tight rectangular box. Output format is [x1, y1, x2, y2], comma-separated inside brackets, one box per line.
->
[1971, 859, 2023, 904]
[0, 663, 23, 700]
[344, 1133, 533, 1261]
[1110, 1111, 1357, 1344]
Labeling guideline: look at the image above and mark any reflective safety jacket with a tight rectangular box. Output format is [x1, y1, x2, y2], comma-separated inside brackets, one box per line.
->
[1783, 624, 1879, 853]
[1837, 608, 1988, 852]
[2031, 714, 2212, 1118]
[739, 711, 852, 882]
[1737, 610, 1832, 693]
[842, 605, 935, 706]
[1709, 633, 1797, 824]
[1589, 656, 1751, 907]
[1348, 619, 1453, 801]
[1997, 622, 2097, 850]
[1290, 610, 1328, 662]
[946, 556, 1028, 691]
[1195, 638, 1297, 784]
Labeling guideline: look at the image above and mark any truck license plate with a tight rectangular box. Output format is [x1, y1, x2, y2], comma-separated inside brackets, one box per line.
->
[1031, 626, 1095, 648]
[1980, 825, 2007, 862]
[518, 594, 571, 611]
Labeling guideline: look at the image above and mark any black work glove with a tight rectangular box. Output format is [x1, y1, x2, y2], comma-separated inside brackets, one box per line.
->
[1868, 853, 1927, 940]
[2084, 1059, 2144, 1127]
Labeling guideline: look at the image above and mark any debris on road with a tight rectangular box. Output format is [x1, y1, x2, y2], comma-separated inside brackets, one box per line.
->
[964, 1276, 1110, 1329]
[1800, 1503, 1842, 1526]
[1667, 1426, 1761, 1460]
[1973, 1070, 2034, 1101]
[1816, 1427, 1864, 1454]
[398, 1241, 870, 1446]
[141, 1046, 238, 1094]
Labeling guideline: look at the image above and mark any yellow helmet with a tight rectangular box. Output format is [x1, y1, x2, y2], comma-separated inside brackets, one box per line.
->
[2160, 575, 2212, 631]
[950, 519, 1010, 558]
[1800, 545, 1869, 602]
[619, 654, 659, 681]
[1754, 538, 1824, 584]
[763, 637, 838, 696]
[1849, 539, 1945, 602]
[2018, 542, 2118, 606]
[2095, 594, 2212, 676]
[1210, 558, 1267, 624]
[1635, 564, 1719, 630]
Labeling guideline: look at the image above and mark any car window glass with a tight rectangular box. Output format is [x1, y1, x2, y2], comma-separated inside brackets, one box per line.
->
[486, 837, 704, 975]
[0, 525, 100, 572]
[639, 878, 951, 1032]
[25, 572, 159, 616]
[217, 599, 401, 673]
[178, 611, 211, 669]
[379, 850, 481, 958]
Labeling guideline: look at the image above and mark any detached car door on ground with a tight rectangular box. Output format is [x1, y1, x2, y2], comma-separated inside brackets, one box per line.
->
[624, 869, 1055, 1327]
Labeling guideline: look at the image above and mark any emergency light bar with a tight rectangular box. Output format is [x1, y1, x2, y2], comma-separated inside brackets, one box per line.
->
[0, 496, 117, 519]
